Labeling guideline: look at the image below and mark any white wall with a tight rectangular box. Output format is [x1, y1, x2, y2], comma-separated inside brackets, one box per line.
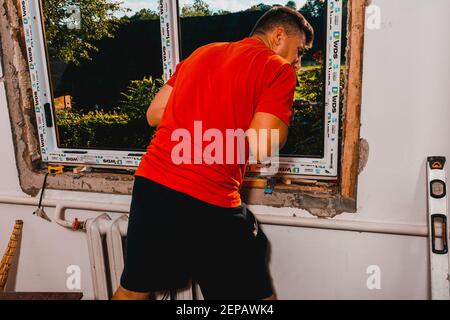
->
[0, 0, 449, 299]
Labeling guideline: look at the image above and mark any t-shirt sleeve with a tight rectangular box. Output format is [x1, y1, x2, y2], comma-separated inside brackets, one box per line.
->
[166, 61, 184, 87]
[255, 63, 297, 127]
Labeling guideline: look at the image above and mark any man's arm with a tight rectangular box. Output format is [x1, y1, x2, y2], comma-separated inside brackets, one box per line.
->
[146, 84, 173, 127]
[248, 61, 296, 162]
[247, 112, 289, 163]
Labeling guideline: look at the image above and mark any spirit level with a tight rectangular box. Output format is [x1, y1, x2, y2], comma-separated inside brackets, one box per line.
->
[427, 156, 449, 300]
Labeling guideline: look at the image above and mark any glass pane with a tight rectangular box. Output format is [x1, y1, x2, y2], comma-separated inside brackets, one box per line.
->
[43, 0, 163, 150]
[178, 0, 347, 158]
[431, 180, 446, 198]
[433, 215, 447, 252]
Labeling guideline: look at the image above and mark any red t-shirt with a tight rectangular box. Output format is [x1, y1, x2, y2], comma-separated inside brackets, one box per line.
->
[135, 37, 297, 208]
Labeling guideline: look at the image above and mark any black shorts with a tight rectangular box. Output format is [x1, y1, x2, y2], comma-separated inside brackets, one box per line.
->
[120, 176, 273, 300]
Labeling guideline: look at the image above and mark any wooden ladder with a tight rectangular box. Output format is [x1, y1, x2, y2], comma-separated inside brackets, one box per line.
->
[0, 220, 23, 292]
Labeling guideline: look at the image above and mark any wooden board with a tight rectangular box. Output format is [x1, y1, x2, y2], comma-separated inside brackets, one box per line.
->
[0, 292, 83, 300]
[340, 0, 367, 200]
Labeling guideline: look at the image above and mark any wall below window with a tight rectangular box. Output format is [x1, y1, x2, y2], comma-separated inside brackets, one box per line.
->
[0, 0, 449, 299]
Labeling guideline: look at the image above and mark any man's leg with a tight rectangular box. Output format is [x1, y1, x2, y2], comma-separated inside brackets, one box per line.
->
[193, 204, 275, 300]
[112, 286, 150, 300]
[116, 177, 190, 298]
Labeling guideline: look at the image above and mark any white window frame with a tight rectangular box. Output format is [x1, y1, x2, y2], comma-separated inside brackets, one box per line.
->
[20, 0, 343, 178]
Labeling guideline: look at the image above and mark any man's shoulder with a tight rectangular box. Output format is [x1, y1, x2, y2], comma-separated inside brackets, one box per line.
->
[260, 55, 294, 84]
[193, 41, 231, 55]
[237, 39, 291, 70]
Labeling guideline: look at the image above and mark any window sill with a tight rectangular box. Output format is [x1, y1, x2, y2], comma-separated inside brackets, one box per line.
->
[23, 169, 356, 219]
[241, 178, 357, 217]
[22, 169, 135, 196]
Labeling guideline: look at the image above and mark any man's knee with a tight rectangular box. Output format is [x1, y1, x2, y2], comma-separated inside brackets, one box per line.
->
[112, 286, 150, 300]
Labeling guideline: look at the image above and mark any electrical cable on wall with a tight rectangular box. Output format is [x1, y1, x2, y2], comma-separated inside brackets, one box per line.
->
[33, 172, 52, 222]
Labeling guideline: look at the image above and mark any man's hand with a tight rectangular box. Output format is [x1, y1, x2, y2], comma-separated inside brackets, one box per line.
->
[147, 84, 173, 127]
[247, 112, 289, 163]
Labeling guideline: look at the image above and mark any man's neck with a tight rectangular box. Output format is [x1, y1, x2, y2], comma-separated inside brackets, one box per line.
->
[250, 34, 273, 51]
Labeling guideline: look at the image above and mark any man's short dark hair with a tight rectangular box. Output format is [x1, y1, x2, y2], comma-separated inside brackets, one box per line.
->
[251, 6, 314, 49]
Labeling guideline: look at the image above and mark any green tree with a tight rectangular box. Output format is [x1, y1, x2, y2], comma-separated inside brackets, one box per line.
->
[246, 3, 273, 11]
[213, 9, 232, 16]
[130, 8, 159, 21]
[43, 0, 127, 65]
[181, 0, 212, 17]
[299, 0, 325, 18]
[116, 76, 164, 121]
[285, 1, 297, 10]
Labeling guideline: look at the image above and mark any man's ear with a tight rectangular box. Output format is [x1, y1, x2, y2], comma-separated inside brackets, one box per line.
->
[274, 26, 287, 47]
[274, 27, 283, 46]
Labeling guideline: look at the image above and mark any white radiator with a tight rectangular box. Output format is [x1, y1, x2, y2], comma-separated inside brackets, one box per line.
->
[85, 213, 201, 300]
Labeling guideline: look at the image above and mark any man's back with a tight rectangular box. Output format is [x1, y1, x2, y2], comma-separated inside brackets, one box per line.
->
[115, 6, 313, 300]
[136, 37, 297, 208]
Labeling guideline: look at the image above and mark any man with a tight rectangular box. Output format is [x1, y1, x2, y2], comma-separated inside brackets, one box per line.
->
[113, 6, 313, 300]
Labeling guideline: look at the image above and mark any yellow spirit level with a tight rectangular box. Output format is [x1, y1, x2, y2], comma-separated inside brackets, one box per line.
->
[47, 165, 64, 175]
